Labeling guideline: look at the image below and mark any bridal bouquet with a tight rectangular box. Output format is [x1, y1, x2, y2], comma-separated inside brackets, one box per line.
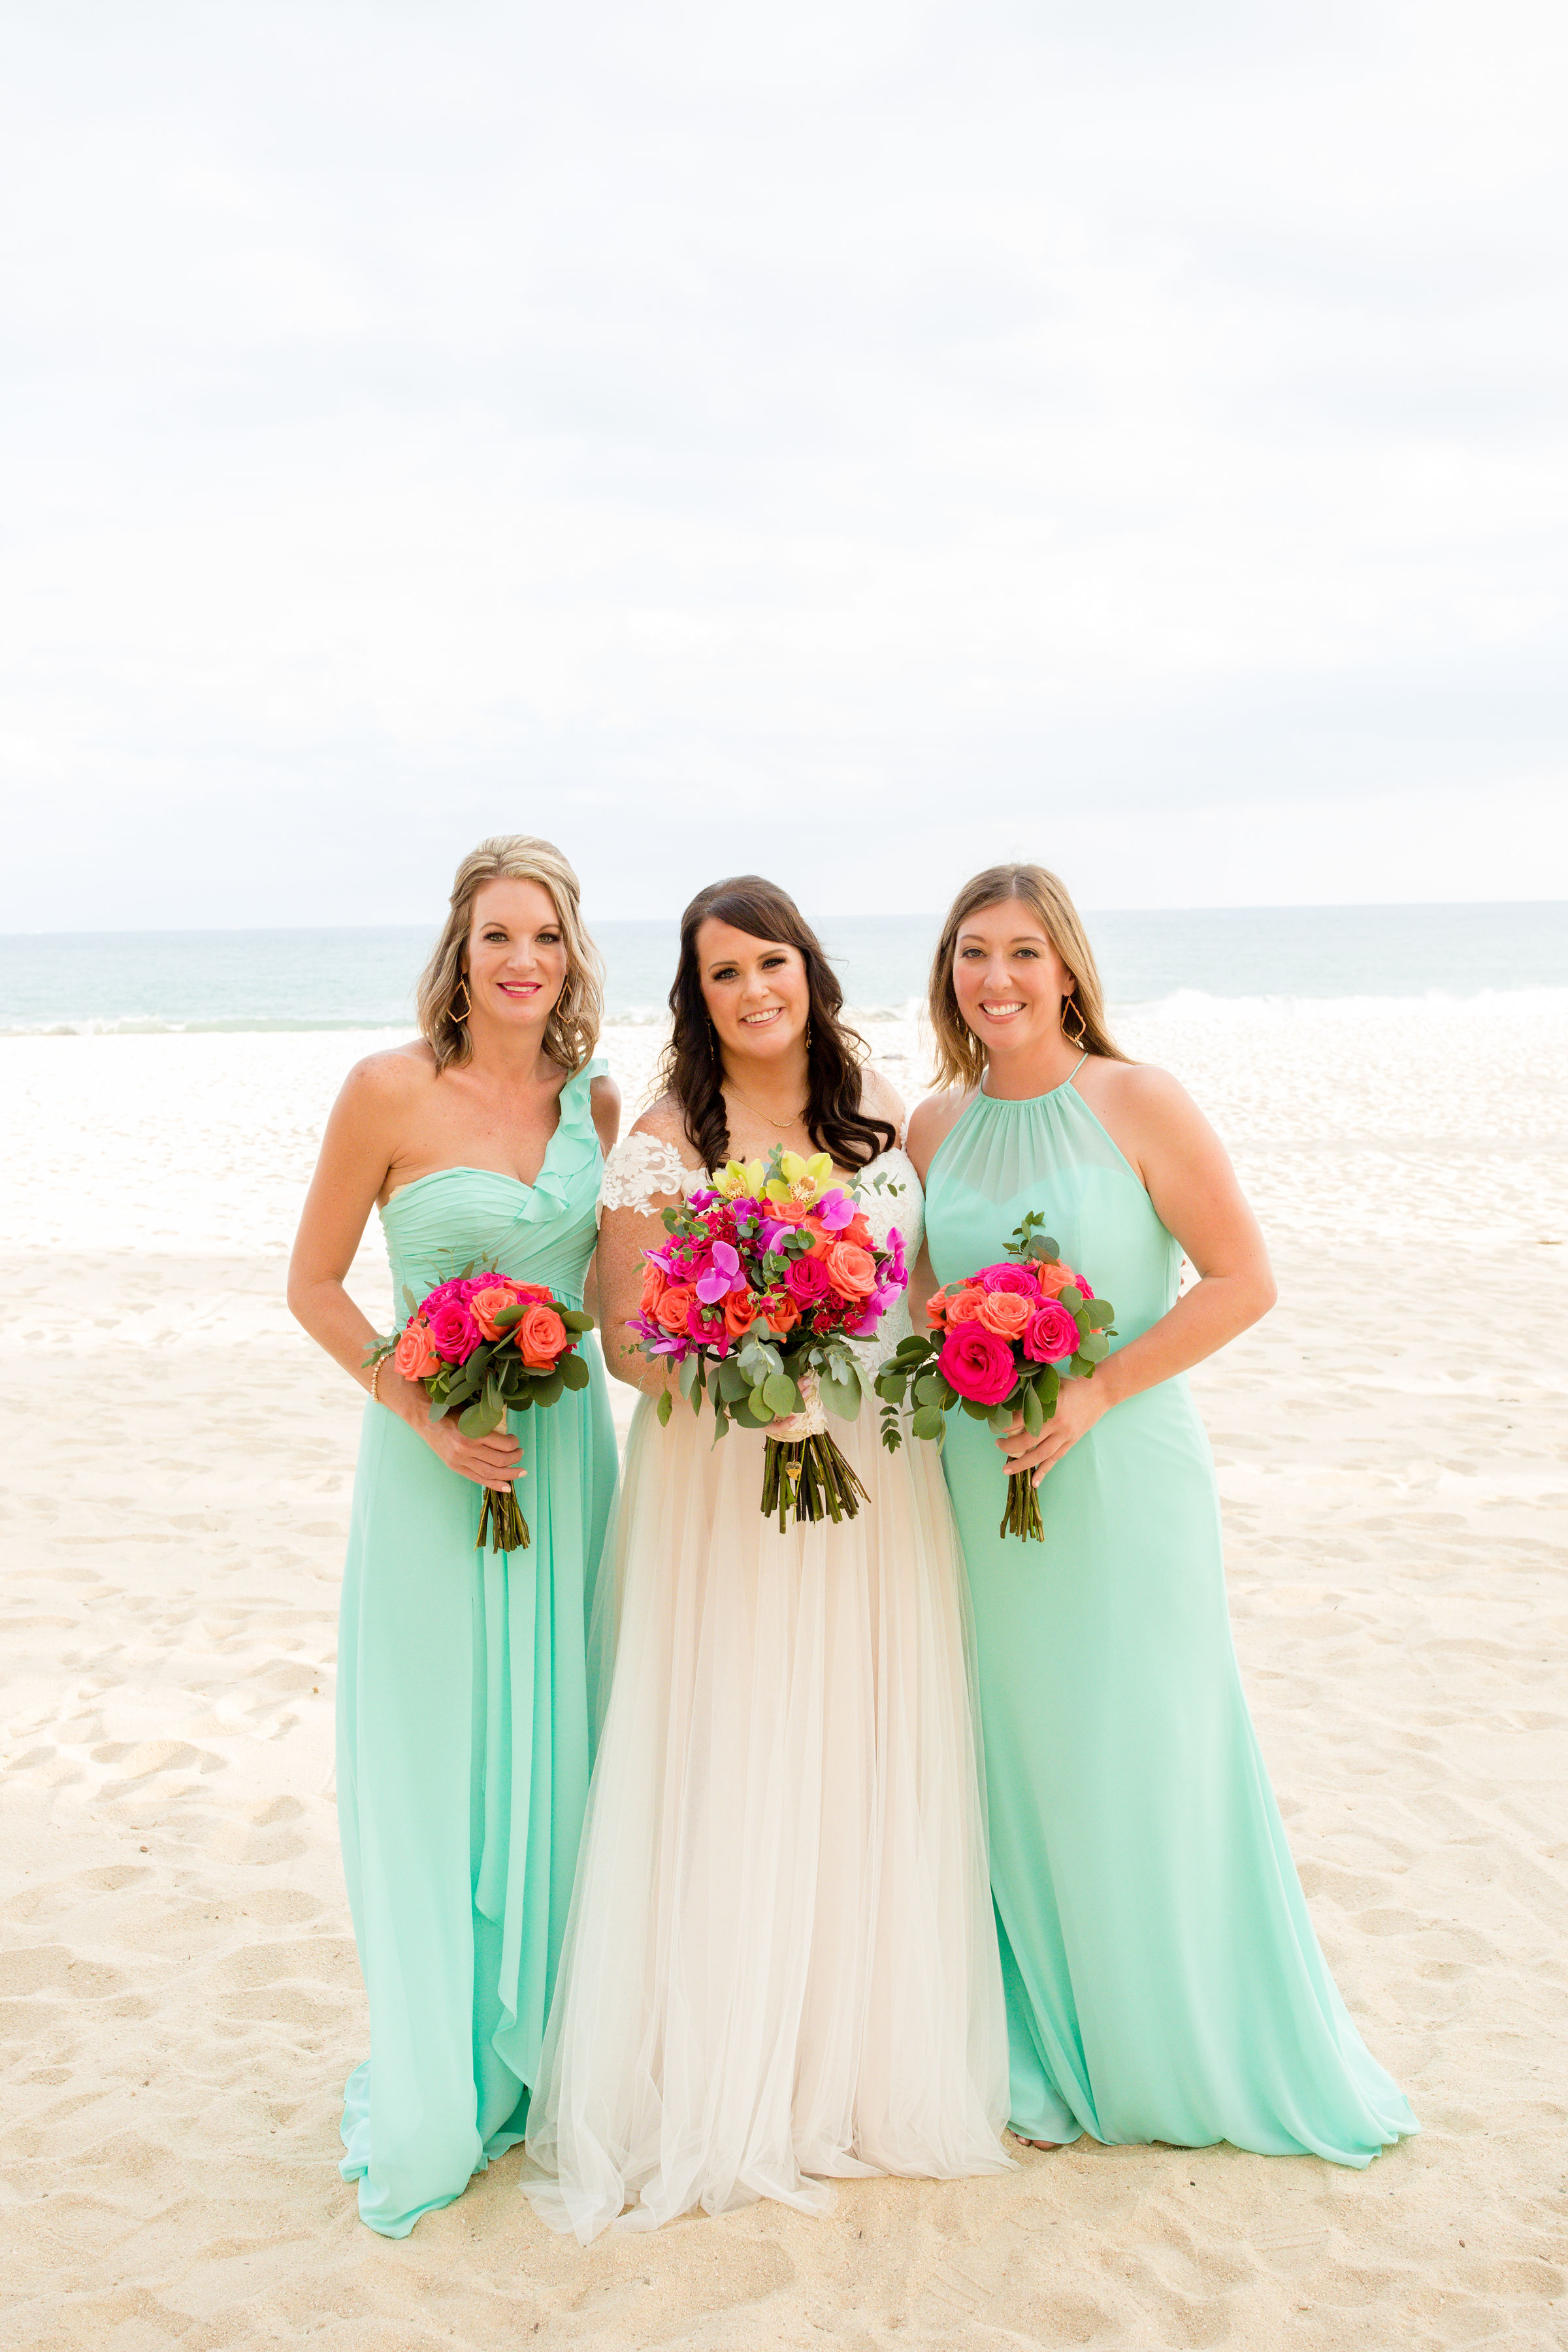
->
[629, 1147, 909, 1530]
[367, 1273, 595, 1552]
[874, 1213, 1117, 1543]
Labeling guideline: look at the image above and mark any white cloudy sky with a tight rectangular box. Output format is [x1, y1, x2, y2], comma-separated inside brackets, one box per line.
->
[2, 0, 1565, 926]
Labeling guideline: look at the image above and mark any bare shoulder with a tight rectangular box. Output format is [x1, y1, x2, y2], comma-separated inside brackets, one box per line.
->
[625, 1090, 702, 1165]
[589, 1069, 621, 1154]
[905, 1086, 976, 1183]
[334, 1039, 434, 1120]
[1080, 1056, 1207, 1135]
[860, 1062, 907, 1135]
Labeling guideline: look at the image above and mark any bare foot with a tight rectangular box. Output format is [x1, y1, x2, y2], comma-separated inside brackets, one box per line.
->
[1012, 2132, 1069, 2150]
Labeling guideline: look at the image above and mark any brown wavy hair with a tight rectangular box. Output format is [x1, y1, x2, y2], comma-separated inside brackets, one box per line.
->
[657, 875, 898, 1175]
[416, 835, 604, 1075]
[928, 862, 1130, 1089]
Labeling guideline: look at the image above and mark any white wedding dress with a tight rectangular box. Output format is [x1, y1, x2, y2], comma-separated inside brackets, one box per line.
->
[523, 1136, 1011, 2241]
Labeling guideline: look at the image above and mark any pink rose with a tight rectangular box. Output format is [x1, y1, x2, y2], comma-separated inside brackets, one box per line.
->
[785, 1254, 832, 1305]
[979, 1262, 1039, 1297]
[428, 1299, 481, 1363]
[977, 1290, 1032, 1341]
[1022, 1301, 1081, 1363]
[938, 1324, 1017, 1406]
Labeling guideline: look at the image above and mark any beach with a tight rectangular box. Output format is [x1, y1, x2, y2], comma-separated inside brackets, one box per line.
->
[3, 996, 1566, 2350]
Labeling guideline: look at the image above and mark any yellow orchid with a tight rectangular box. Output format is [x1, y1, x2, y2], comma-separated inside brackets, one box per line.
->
[763, 1150, 834, 1206]
[713, 1158, 766, 1200]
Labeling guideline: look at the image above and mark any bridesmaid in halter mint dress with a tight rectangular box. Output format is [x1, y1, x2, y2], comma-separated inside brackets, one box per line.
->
[288, 837, 619, 2237]
[908, 864, 1418, 2168]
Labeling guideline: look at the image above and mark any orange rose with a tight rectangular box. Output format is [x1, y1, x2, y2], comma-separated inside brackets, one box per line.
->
[977, 1290, 1032, 1341]
[842, 1212, 874, 1249]
[924, 1288, 950, 1328]
[393, 1320, 440, 1380]
[640, 1260, 668, 1317]
[823, 1240, 877, 1299]
[470, 1282, 523, 1341]
[723, 1288, 758, 1337]
[655, 1282, 697, 1337]
[802, 1216, 834, 1257]
[1032, 1260, 1082, 1299]
[517, 1302, 568, 1369]
[945, 1285, 985, 1325]
[768, 1201, 810, 1226]
[761, 1291, 801, 1333]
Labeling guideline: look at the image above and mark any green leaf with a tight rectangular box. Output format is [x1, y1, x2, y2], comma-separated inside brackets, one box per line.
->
[1058, 1284, 1084, 1313]
[743, 1388, 774, 1425]
[558, 1308, 595, 1332]
[910, 1404, 946, 1441]
[762, 1372, 800, 1417]
[1022, 1381, 1044, 1435]
[960, 1397, 994, 1421]
[818, 1367, 860, 1420]
[716, 1358, 750, 1404]
[678, 1353, 700, 1400]
[1026, 1233, 1060, 1262]
[913, 1373, 947, 1407]
[559, 1352, 592, 1390]
[1069, 1353, 1094, 1379]
[532, 1369, 566, 1407]
[1081, 1298, 1115, 1330]
[656, 1388, 674, 1426]
[987, 1403, 1014, 1434]
[1079, 1330, 1109, 1362]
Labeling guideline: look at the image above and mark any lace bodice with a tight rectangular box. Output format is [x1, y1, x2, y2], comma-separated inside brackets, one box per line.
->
[597, 1135, 923, 1380]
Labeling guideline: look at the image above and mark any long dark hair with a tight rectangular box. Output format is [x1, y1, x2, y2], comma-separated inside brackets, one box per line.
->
[657, 875, 898, 1175]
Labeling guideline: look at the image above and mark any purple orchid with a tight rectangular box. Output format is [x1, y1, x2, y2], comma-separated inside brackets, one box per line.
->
[815, 1188, 855, 1232]
[694, 1240, 743, 1305]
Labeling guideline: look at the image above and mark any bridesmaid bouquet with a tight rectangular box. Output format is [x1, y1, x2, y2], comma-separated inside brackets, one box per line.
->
[628, 1146, 909, 1531]
[367, 1273, 595, 1552]
[874, 1212, 1117, 1543]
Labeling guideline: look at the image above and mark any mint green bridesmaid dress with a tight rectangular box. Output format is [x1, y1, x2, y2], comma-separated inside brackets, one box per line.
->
[926, 1075, 1418, 2166]
[335, 1058, 618, 2237]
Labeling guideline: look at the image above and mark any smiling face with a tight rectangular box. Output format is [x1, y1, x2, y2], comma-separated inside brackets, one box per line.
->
[463, 877, 569, 1039]
[694, 918, 811, 1066]
[951, 896, 1077, 1056]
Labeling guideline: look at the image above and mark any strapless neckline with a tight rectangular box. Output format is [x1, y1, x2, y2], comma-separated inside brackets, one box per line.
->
[384, 1163, 536, 1210]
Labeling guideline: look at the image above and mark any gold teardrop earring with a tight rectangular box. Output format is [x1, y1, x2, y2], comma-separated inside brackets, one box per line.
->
[1062, 992, 1088, 1048]
[452, 972, 472, 1024]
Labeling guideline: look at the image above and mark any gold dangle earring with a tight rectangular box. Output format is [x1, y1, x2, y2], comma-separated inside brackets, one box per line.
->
[452, 971, 472, 1024]
[1062, 991, 1088, 1048]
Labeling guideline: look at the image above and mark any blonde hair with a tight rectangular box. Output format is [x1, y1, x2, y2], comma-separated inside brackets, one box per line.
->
[928, 863, 1129, 1089]
[416, 835, 604, 1075]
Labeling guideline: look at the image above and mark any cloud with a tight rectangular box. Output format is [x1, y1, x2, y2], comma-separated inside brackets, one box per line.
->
[1, 0, 1565, 925]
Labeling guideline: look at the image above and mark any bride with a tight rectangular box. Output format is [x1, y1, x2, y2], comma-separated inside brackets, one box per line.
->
[524, 875, 1011, 2239]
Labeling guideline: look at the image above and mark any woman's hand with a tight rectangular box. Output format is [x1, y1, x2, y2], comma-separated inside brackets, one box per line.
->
[381, 1366, 523, 1493]
[997, 1373, 1111, 1485]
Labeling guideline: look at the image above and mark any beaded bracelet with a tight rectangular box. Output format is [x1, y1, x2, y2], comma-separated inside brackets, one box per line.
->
[370, 1358, 383, 1407]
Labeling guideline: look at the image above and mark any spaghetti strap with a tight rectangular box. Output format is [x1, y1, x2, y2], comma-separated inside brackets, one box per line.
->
[1068, 1051, 1088, 1082]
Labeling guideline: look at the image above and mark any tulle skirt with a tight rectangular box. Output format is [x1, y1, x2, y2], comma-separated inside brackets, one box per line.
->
[523, 1394, 1013, 2241]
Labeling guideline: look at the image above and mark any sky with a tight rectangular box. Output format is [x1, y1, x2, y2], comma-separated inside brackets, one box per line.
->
[2, 0, 1565, 928]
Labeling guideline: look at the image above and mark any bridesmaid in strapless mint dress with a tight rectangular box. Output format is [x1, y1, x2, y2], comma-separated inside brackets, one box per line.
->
[926, 1078, 1419, 2166]
[335, 1058, 618, 2238]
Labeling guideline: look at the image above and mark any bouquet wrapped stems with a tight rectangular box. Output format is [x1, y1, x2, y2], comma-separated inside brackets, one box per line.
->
[1000, 1467, 1045, 1544]
[760, 1429, 869, 1532]
[476, 1478, 529, 1554]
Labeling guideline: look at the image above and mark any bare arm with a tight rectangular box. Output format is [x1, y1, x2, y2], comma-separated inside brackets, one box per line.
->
[595, 1106, 706, 1397]
[583, 1073, 623, 1326]
[905, 1086, 972, 1330]
[1002, 1065, 1276, 1481]
[285, 1055, 523, 1494]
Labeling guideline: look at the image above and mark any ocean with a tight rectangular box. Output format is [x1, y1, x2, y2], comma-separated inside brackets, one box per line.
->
[1, 903, 1563, 1035]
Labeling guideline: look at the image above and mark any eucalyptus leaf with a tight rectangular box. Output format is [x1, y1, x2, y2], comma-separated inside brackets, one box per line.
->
[678, 1354, 700, 1401]
[656, 1389, 674, 1426]
[560, 1352, 592, 1390]
[1079, 1331, 1110, 1362]
[1026, 1234, 1060, 1262]
[913, 1374, 947, 1407]
[762, 1373, 800, 1417]
[532, 1369, 565, 1407]
[743, 1389, 775, 1425]
[1022, 1382, 1045, 1435]
[961, 1397, 994, 1421]
[987, 1403, 1014, 1434]
[1058, 1285, 1084, 1313]
[817, 1367, 860, 1421]
[459, 1396, 504, 1438]
[910, 1404, 945, 1441]
[1081, 1298, 1115, 1330]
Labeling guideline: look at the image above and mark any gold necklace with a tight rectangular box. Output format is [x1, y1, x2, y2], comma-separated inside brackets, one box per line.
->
[724, 1080, 807, 1133]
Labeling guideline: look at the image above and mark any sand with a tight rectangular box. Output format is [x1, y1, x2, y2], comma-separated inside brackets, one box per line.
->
[2, 997, 1565, 2351]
